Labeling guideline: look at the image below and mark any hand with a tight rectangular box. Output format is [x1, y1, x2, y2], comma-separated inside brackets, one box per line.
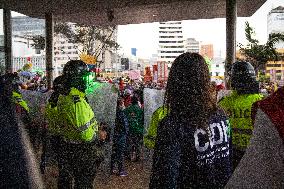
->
[99, 130, 107, 141]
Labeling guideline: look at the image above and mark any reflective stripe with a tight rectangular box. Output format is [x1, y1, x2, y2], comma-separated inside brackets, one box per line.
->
[77, 117, 96, 132]
[232, 128, 253, 135]
[15, 97, 22, 102]
[63, 131, 98, 144]
[145, 135, 156, 141]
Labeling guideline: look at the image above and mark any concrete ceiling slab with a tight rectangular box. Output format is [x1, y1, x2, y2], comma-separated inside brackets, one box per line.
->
[1, 0, 267, 25]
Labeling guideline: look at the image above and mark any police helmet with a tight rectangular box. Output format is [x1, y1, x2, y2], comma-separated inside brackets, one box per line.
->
[53, 75, 65, 93]
[62, 60, 90, 92]
[0, 73, 21, 94]
[63, 60, 89, 78]
[231, 61, 259, 94]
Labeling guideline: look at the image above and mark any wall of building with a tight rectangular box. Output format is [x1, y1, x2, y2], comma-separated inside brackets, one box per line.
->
[157, 21, 185, 63]
[267, 6, 284, 49]
[185, 38, 200, 53]
[200, 44, 214, 60]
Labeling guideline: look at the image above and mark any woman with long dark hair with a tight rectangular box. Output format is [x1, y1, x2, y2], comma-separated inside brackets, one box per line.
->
[149, 53, 232, 188]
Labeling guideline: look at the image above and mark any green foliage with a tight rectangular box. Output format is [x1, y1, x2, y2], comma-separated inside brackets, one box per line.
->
[54, 23, 120, 58]
[30, 35, 45, 50]
[239, 21, 284, 72]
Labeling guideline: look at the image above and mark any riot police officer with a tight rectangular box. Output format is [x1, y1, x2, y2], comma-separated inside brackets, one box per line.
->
[219, 61, 263, 169]
[57, 60, 105, 188]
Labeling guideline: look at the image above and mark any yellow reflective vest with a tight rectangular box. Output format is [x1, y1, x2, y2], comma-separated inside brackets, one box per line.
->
[144, 106, 168, 149]
[57, 87, 98, 142]
[45, 102, 61, 136]
[12, 91, 29, 112]
[219, 91, 263, 151]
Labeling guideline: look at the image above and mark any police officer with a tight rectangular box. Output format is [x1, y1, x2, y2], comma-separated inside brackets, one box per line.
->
[41, 75, 65, 173]
[57, 60, 105, 188]
[144, 106, 168, 149]
[0, 73, 29, 119]
[219, 61, 263, 169]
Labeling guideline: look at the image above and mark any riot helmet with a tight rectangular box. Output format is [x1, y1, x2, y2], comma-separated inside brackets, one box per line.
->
[0, 73, 21, 96]
[62, 60, 90, 92]
[230, 61, 259, 94]
[52, 75, 65, 94]
[49, 75, 65, 107]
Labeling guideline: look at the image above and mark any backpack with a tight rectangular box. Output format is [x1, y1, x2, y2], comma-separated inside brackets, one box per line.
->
[57, 87, 98, 142]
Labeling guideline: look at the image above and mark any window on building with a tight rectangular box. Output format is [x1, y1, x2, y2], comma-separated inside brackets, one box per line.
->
[216, 64, 219, 67]
[216, 72, 219, 76]
[68, 46, 72, 49]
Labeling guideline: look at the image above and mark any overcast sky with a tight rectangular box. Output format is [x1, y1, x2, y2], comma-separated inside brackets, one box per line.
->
[117, 0, 284, 59]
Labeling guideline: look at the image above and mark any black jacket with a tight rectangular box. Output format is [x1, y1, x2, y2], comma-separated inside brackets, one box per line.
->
[150, 109, 232, 189]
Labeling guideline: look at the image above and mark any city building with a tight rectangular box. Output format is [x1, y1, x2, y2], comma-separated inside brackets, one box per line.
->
[12, 16, 45, 36]
[11, 16, 119, 77]
[266, 6, 284, 81]
[185, 38, 200, 53]
[54, 34, 79, 76]
[267, 6, 284, 49]
[210, 57, 225, 79]
[266, 49, 284, 81]
[200, 44, 214, 59]
[157, 21, 185, 63]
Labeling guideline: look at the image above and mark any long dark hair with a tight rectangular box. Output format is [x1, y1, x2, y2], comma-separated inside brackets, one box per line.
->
[164, 52, 216, 131]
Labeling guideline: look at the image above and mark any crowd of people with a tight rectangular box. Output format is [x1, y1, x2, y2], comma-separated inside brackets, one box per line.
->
[0, 52, 284, 188]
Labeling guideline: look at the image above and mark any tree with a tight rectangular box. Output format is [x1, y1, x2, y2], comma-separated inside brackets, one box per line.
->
[238, 21, 284, 74]
[31, 22, 120, 69]
[30, 35, 45, 50]
[65, 24, 120, 68]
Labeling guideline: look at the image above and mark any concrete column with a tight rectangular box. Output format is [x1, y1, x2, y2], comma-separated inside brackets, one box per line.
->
[3, 9, 12, 73]
[225, 0, 237, 88]
[45, 13, 54, 90]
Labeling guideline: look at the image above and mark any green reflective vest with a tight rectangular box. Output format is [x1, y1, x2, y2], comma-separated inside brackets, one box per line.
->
[45, 102, 61, 136]
[57, 87, 98, 142]
[12, 91, 29, 112]
[144, 106, 168, 149]
[219, 91, 263, 150]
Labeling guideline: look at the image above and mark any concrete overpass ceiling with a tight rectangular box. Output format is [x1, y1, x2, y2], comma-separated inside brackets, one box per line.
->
[1, 0, 267, 25]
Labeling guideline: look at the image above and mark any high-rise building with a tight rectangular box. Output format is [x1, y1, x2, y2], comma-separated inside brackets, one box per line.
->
[54, 34, 79, 75]
[157, 21, 185, 63]
[185, 38, 200, 53]
[12, 16, 45, 36]
[200, 44, 214, 59]
[267, 6, 284, 49]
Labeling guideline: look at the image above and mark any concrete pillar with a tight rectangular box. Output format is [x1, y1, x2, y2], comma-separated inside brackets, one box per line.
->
[45, 13, 54, 90]
[3, 9, 12, 73]
[225, 0, 237, 88]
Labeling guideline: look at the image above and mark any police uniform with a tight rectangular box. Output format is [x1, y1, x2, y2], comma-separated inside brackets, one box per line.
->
[219, 61, 263, 169]
[144, 106, 168, 149]
[56, 60, 101, 189]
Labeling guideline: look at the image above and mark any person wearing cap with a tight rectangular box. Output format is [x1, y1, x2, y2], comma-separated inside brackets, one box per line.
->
[219, 61, 263, 169]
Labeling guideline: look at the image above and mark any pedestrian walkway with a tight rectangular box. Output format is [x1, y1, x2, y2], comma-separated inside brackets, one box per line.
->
[43, 160, 151, 189]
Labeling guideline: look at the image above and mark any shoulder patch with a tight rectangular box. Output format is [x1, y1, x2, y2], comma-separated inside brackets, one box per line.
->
[72, 95, 81, 103]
